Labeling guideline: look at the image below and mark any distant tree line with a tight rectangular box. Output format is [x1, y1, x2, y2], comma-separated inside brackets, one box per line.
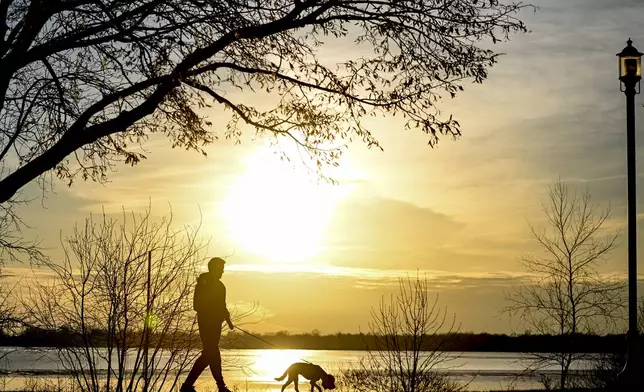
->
[1, 328, 639, 354]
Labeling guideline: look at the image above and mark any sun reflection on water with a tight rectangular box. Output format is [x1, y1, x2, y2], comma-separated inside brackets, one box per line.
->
[246, 350, 309, 382]
[196, 349, 345, 392]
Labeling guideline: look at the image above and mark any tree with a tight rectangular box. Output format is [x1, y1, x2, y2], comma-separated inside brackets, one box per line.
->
[504, 180, 624, 390]
[18, 206, 256, 392]
[0, 0, 531, 204]
[342, 274, 464, 392]
[0, 198, 44, 264]
[0, 195, 45, 337]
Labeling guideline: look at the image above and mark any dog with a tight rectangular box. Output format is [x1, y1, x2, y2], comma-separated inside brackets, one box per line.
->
[275, 362, 336, 392]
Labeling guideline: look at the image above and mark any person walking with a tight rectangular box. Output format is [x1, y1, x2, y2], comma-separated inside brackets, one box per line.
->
[181, 257, 234, 392]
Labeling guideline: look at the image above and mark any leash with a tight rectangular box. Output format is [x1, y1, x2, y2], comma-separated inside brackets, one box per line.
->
[235, 326, 313, 364]
[235, 326, 280, 348]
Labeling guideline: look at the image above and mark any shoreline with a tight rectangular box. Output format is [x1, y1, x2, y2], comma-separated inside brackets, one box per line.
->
[1, 332, 631, 354]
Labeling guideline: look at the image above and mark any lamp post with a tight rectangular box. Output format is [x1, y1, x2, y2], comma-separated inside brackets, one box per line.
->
[617, 38, 642, 389]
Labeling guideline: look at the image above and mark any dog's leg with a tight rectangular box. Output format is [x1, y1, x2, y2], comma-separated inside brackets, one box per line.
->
[310, 381, 315, 392]
[281, 378, 294, 392]
[314, 383, 322, 392]
[293, 377, 300, 392]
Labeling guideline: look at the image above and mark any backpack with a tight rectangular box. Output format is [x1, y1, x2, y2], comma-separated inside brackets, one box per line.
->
[193, 273, 210, 312]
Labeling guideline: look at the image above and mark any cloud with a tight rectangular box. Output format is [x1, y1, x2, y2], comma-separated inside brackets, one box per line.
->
[0, 266, 61, 296]
[321, 197, 464, 267]
[226, 260, 534, 290]
[66, 140, 253, 214]
[315, 195, 543, 272]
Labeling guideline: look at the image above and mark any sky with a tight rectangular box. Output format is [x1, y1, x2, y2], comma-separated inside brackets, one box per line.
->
[5, 0, 644, 334]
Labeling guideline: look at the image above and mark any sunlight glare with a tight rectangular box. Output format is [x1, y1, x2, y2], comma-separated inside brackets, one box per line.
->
[221, 146, 351, 264]
[251, 350, 309, 382]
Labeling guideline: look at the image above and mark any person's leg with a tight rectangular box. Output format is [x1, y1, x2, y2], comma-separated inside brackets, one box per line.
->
[182, 354, 209, 388]
[181, 314, 211, 390]
[205, 322, 225, 387]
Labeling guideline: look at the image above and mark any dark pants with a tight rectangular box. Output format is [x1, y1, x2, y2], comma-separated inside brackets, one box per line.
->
[184, 314, 224, 387]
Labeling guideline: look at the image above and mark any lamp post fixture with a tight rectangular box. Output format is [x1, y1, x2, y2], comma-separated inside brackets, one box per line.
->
[617, 38, 642, 389]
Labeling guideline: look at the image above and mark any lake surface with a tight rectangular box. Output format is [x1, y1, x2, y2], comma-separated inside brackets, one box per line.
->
[0, 348, 596, 391]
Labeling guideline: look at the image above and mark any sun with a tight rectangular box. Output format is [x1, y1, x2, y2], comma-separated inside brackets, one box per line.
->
[220, 147, 348, 264]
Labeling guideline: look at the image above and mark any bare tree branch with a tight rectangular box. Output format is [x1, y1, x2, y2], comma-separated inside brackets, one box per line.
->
[344, 273, 465, 392]
[14, 203, 257, 392]
[504, 180, 625, 390]
[0, 0, 532, 204]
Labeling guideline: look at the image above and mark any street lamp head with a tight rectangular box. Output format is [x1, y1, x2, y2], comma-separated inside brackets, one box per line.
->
[618, 38, 643, 91]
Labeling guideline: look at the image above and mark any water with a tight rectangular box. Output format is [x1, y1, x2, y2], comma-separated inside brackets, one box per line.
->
[0, 348, 596, 391]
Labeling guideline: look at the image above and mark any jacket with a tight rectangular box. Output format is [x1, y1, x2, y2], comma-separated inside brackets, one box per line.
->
[193, 272, 229, 320]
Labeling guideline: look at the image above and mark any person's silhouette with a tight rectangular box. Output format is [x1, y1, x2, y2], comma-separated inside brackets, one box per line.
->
[181, 257, 234, 392]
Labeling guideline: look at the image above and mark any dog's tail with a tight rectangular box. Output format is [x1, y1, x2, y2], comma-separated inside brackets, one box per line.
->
[274, 370, 288, 382]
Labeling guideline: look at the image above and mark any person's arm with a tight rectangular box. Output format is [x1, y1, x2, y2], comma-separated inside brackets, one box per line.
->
[225, 311, 234, 330]
[223, 284, 234, 330]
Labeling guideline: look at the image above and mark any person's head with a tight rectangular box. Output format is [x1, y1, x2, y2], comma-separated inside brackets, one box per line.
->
[208, 257, 226, 278]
